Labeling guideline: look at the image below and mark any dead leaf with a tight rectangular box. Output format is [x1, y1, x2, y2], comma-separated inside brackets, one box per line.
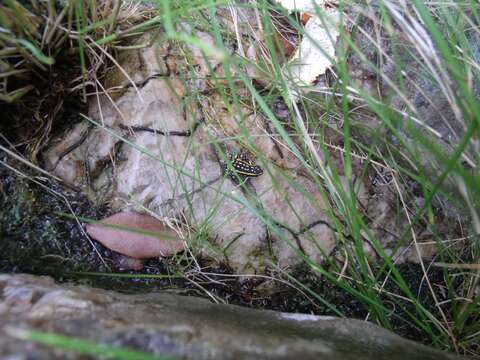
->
[275, 33, 298, 59]
[276, 0, 341, 91]
[287, 12, 340, 88]
[300, 12, 312, 25]
[86, 212, 185, 259]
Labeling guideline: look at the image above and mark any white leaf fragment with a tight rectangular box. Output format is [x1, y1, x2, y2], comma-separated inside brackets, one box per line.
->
[281, 2, 341, 91]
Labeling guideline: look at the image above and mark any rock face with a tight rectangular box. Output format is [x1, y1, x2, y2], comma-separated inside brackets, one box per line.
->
[42, 27, 338, 273]
[0, 273, 466, 360]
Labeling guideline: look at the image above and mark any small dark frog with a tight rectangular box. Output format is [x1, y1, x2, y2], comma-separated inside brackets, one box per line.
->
[224, 150, 263, 184]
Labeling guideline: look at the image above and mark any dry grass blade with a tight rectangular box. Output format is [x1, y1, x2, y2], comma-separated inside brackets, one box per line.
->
[433, 263, 480, 270]
[391, 172, 457, 350]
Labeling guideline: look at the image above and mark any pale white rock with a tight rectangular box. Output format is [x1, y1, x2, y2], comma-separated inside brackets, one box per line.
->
[42, 122, 90, 184]
[42, 27, 336, 273]
[256, 170, 335, 268]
